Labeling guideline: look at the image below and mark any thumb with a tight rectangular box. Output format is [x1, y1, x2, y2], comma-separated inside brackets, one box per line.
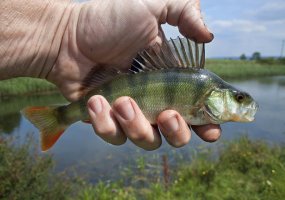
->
[164, 0, 213, 43]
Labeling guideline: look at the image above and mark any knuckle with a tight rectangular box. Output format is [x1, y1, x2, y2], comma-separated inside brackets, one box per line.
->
[172, 139, 189, 148]
[95, 123, 116, 137]
[142, 141, 162, 151]
[124, 119, 151, 142]
[167, 130, 191, 148]
[113, 96, 131, 107]
[129, 128, 149, 142]
[110, 137, 127, 146]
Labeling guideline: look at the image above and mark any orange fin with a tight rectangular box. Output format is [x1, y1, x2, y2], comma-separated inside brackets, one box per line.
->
[41, 129, 65, 151]
[21, 106, 68, 151]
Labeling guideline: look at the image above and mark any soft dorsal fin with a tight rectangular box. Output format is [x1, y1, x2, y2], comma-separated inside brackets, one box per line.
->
[80, 37, 205, 94]
[80, 66, 120, 94]
[131, 37, 205, 73]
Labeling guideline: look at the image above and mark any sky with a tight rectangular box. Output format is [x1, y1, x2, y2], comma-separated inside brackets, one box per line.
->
[78, 0, 285, 58]
[163, 0, 285, 58]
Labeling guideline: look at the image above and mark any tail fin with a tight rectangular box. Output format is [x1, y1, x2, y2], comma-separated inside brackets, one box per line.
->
[21, 106, 68, 151]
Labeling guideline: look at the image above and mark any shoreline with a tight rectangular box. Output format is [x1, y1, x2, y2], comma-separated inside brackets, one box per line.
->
[1, 60, 285, 97]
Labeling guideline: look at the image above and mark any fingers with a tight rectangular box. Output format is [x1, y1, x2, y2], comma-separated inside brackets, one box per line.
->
[112, 97, 162, 150]
[88, 95, 221, 150]
[157, 110, 191, 147]
[192, 124, 221, 142]
[164, 0, 214, 43]
[87, 95, 127, 145]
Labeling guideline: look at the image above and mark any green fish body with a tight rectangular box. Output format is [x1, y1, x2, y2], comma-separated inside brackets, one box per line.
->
[64, 68, 234, 125]
[22, 38, 258, 151]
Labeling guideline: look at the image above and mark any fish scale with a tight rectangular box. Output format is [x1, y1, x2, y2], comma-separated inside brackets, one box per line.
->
[21, 37, 258, 151]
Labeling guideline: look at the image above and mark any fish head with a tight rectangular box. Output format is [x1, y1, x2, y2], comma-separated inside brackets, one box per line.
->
[204, 88, 258, 124]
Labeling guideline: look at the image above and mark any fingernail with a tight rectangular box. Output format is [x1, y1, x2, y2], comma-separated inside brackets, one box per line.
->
[89, 97, 102, 114]
[160, 115, 179, 133]
[115, 99, 135, 120]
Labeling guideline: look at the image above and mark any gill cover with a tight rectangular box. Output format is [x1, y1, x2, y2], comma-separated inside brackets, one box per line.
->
[205, 89, 258, 123]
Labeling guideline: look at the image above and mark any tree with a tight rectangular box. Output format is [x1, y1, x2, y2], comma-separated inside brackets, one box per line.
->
[240, 54, 247, 60]
[251, 52, 261, 60]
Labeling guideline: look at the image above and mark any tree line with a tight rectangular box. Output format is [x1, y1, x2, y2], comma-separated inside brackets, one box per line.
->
[240, 52, 285, 64]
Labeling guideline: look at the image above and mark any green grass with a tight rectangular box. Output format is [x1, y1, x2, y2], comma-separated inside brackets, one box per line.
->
[78, 137, 285, 200]
[0, 94, 67, 134]
[0, 77, 57, 97]
[0, 93, 67, 116]
[0, 60, 285, 96]
[206, 60, 285, 79]
[1, 136, 284, 199]
[0, 136, 80, 200]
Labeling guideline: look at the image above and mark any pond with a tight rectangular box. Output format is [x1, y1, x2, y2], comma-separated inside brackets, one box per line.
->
[1, 76, 285, 182]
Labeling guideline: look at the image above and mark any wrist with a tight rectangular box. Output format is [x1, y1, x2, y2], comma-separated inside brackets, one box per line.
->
[0, 0, 75, 80]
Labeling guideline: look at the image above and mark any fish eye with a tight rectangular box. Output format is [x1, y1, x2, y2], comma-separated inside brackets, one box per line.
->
[235, 93, 245, 102]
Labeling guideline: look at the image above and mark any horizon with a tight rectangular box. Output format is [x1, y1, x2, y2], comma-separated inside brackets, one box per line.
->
[163, 0, 285, 58]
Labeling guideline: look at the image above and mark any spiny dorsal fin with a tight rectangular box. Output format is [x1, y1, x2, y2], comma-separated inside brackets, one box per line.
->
[133, 37, 205, 72]
[80, 37, 205, 94]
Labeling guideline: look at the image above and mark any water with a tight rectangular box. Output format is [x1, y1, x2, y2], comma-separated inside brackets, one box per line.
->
[1, 76, 285, 182]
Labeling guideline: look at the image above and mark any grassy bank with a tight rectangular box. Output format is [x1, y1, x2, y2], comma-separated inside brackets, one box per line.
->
[0, 136, 79, 199]
[0, 78, 57, 97]
[0, 94, 67, 134]
[207, 60, 285, 79]
[0, 60, 285, 97]
[1, 136, 284, 199]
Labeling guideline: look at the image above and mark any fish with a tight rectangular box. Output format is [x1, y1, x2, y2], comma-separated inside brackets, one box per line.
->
[21, 37, 258, 151]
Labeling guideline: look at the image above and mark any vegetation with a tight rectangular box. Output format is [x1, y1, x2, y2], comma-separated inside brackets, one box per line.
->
[240, 53, 247, 60]
[0, 60, 285, 97]
[0, 94, 67, 134]
[0, 136, 79, 199]
[251, 52, 261, 61]
[206, 59, 285, 79]
[1, 136, 284, 199]
[0, 77, 57, 97]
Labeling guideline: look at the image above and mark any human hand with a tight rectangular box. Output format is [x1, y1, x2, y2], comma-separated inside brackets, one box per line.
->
[47, 0, 221, 150]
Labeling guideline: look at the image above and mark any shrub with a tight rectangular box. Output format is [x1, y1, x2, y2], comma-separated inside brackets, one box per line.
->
[0, 136, 78, 200]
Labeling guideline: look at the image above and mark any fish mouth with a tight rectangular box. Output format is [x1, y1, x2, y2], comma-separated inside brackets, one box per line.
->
[241, 101, 259, 122]
[203, 101, 259, 123]
[230, 101, 258, 122]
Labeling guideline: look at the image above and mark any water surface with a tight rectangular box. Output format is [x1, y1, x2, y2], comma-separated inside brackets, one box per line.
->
[1, 76, 285, 182]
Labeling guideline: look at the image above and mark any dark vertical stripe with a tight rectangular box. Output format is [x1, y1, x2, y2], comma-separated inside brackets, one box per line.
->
[79, 99, 88, 117]
[164, 71, 179, 106]
[102, 82, 113, 101]
[138, 72, 149, 103]
[191, 73, 207, 104]
[127, 73, 136, 98]
[126, 72, 150, 101]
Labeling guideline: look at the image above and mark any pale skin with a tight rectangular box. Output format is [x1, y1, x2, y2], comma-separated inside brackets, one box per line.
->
[0, 0, 221, 150]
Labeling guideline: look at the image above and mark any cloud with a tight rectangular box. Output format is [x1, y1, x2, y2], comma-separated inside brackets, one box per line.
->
[249, 2, 285, 21]
[203, 0, 285, 57]
[211, 20, 267, 33]
[76, 0, 285, 57]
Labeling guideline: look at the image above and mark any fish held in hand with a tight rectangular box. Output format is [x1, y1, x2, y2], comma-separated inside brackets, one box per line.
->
[21, 38, 258, 151]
